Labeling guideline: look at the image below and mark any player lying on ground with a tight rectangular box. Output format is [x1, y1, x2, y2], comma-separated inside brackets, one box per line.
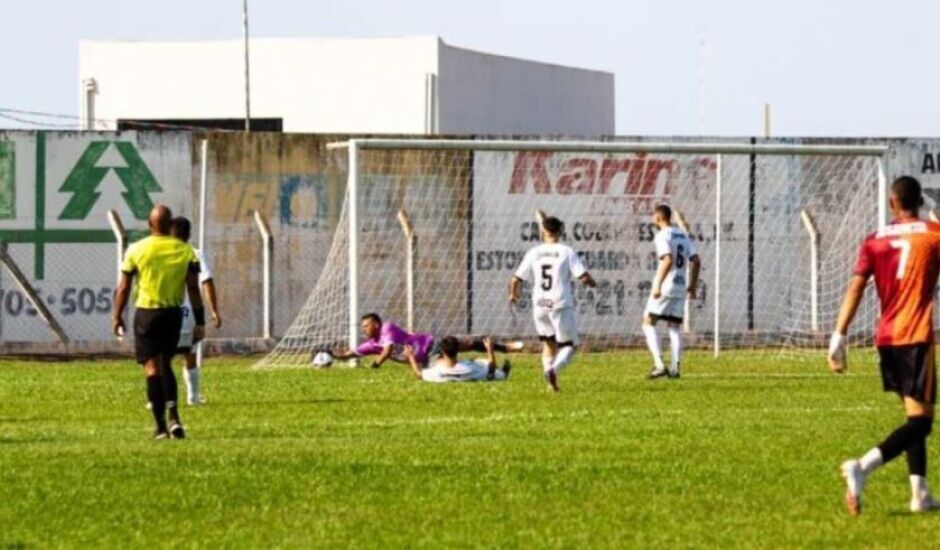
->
[112, 204, 204, 440]
[404, 336, 512, 382]
[644, 204, 701, 379]
[169, 217, 222, 406]
[510, 216, 596, 392]
[829, 175, 939, 515]
[330, 313, 523, 369]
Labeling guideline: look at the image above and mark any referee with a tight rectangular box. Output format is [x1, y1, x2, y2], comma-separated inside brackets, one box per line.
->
[112, 204, 205, 439]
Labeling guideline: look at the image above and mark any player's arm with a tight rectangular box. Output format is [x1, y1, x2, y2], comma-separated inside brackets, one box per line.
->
[402, 345, 422, 379]
[202, 279, 221, 328]
[510, 250, 534, 304]
[687, 255, 701, 299]
[652, 254, 673, 299]
[509, 276, 523, 304]
[372, 345, 395, 367]
[828, 274, 868, 373]
[569, 248, 595, 287]
[111, 271, 133, 337]
[186, 266, 206, 344]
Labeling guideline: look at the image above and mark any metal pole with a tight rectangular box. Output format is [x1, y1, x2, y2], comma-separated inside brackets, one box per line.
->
[397, 210, 415, 332]
[196, 139, 208, 366]
[254, 210, 273, 340]
[714, 154, 722, 358]
[800, 209, 820, 332]
[106, 210, 127, 284]
[877, 157, 888, 230]
[242, 0, 251, 132]
[347, 142, 360, 358]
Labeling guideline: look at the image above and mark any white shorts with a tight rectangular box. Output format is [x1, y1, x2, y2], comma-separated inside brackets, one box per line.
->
[177, 306, 195, 350]
[533, 306, 579, 346]
[644, 295, 685, 323]
[421, 360, 506, 383]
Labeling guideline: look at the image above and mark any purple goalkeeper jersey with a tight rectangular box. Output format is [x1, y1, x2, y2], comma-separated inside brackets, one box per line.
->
[354, 322, 435, 365]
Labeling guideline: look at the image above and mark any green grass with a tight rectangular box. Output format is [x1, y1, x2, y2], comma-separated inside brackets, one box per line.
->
[0, 350, 937, 548]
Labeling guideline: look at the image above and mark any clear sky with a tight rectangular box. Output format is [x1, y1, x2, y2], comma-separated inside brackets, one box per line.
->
[1, 0, 937, 136]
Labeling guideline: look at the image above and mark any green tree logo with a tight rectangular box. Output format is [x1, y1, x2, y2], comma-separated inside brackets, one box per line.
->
[58, 141, 162, 220]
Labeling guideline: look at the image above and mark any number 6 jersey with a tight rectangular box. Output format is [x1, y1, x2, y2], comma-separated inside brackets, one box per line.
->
[654, 227, 697, 298]
[854, 219, 940, 346]
[514, 243, 587, 310]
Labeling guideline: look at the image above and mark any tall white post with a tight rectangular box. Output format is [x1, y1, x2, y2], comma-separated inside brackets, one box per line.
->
[397, 210, 416, 332]
[106, 210, 126, 284]
[714, 154, 722, 358]
[242, 0, 251, 132]
[673, 210, 693, 334]
[876, 157, 888, 230]
[254, 210, 273, 340]
[196, 139, 209, 366]
[800, 209, 820, 332]
[347, 142, 360, 357]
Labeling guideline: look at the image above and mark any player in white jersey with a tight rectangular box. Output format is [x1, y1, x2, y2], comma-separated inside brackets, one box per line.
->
[644, 205, 701, 379]
[510, 216, 596, 392]
[408, 336, 512, 383]
[170, 218, 222, 405]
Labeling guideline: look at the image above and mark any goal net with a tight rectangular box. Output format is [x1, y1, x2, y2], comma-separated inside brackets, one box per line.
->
[255, 139, 887, 369]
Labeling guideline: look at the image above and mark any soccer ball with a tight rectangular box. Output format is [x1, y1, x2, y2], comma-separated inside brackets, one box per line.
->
[311, 351, 334, 368]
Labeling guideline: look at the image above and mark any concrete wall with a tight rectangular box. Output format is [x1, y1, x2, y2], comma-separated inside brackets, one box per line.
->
[78, 37, 615, 136]
[438, 44, 615, 136]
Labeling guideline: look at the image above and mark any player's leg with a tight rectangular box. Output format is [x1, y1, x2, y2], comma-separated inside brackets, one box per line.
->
[533, 307, 556, 374]
[549, 307, 579, 375]
[459, 338, 524, 353]
[136, 309, 169, 438]
[841, 345, 935, 515]
[642, 296, 667, 377]
[541, 338, 558, 391]
[903, 346, 936, 511]
[182, 351, 203, 405]
[666, 315, 683, 378]
[162, 309, 185, 439]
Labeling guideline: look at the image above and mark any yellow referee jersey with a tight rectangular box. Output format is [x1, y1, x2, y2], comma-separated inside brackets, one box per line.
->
[121, 235, 199, 309]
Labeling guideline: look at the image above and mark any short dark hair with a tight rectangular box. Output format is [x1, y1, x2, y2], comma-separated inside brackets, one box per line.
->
[361, 313, 382, 325]
[892, 176, 923, 212]
[654, 204, 672, 222]
[170, 216, 192, 243]
[439, 336, 459, 359]
[542, 216, 563, 236]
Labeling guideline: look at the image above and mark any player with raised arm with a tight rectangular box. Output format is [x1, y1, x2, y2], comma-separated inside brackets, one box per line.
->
[329, 313, 522, 369]
[510, 216, 596, 392]
[170, 217, 222, 406]
[405, 336, 512, 383]
[829, 176, 939, 515]
[644, 205, 701, 379]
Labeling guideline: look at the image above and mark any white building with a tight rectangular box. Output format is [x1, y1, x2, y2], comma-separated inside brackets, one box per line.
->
[78, 36, 615, 135]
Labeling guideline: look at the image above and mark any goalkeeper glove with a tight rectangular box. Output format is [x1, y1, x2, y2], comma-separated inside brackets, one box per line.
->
[828, 332, 847, 373]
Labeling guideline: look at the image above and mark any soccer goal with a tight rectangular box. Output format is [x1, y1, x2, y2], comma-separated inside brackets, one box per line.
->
[255, 139, 889, 369]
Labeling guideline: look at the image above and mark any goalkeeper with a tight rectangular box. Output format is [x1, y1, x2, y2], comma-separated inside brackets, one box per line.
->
[329, 313, 522, 369]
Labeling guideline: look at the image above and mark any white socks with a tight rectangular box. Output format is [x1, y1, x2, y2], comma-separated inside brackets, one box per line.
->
[859, 447, 883, 475]
[643, 324, 665, 370]
[911, 475, 930, 499]
[551, 346, 576, 374]
[184, 367, 201, 402]
[667, 325, 682, 373]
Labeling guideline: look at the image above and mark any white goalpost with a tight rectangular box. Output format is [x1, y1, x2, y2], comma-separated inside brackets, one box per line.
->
[255, 139, 889, 369]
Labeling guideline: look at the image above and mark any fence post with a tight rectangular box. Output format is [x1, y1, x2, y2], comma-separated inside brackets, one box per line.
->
[253, 210, 273, 340]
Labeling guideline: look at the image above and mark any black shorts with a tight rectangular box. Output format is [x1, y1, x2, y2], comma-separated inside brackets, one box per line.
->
[878, 344, 937, 404]
[134, 308, 183, 365]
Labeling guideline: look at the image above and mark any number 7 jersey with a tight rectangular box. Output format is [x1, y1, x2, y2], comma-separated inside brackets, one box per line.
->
[854, 219, 940, 346]
[513, 243, 587, 310]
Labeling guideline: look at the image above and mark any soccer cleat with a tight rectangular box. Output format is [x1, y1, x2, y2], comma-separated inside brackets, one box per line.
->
[505, 340, 525, 352]
[647, 367, 668, 380]
[544, 369, 559, 392]
[840, 459, 865, 516]
[501, 360, 512, 379]
[187, 395, 207, 406]
[667, 369, 680, 379]
[168, 421, 186, 440]
[911, 494, 940, 513]
[153, 430, 169, 440]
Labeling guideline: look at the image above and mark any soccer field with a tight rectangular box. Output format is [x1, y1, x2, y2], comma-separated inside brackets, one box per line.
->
[1, 351, 935, 548]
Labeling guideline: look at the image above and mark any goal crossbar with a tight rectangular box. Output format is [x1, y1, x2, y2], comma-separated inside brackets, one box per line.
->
[326, 139, 889, 157]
